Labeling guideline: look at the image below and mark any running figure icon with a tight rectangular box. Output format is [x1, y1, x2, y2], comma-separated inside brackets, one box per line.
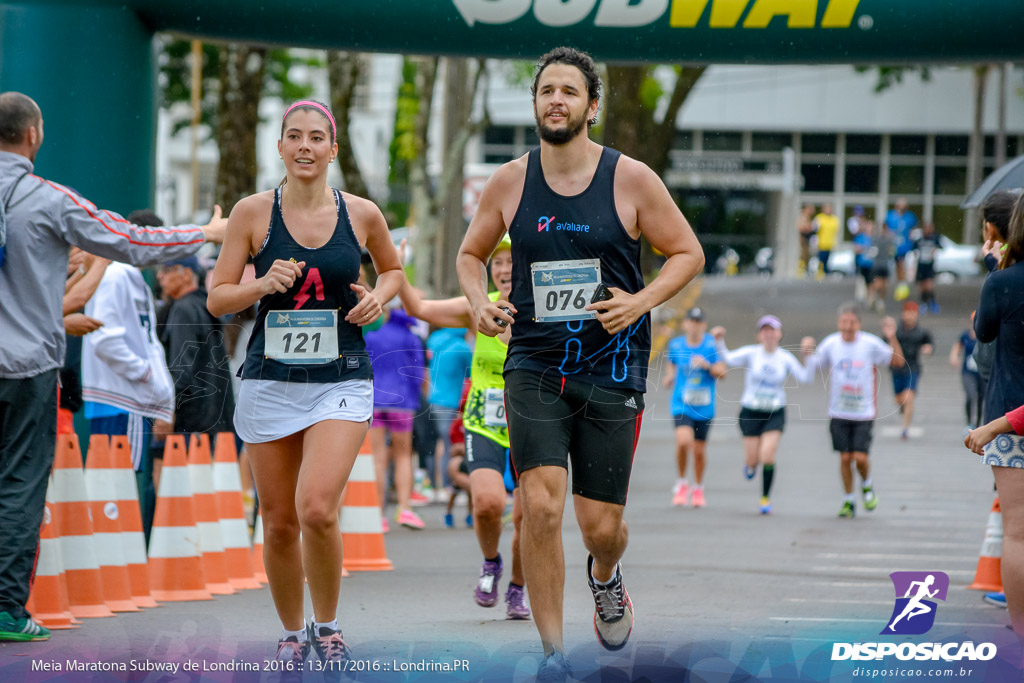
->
[887, 574, 939, 632]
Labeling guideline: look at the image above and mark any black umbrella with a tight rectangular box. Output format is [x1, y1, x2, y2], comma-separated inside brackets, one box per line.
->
[961, 154, 1024, 208]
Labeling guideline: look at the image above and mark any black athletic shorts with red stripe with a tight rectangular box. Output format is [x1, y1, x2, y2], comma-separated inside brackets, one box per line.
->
[504, 369, 644, 506]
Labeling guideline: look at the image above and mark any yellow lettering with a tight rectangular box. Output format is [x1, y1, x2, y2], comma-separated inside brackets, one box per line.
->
[820, 0, 861, 27]
[743, 0, 817, 27]
[670, 0, 750, 28]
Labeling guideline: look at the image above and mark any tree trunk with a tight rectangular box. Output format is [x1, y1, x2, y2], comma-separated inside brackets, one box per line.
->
[327, 51, 372, 201]
[964, 64, 989, 244]
[214, 44, 266, 215]
[409, 57, 440, 294]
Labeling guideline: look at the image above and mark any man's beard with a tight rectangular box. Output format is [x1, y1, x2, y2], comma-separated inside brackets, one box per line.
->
[535, 107, 589, 146]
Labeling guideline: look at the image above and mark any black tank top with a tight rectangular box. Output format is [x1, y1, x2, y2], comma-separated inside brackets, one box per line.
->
[505, 147, 650, 392]
[241, 187, 371, 383]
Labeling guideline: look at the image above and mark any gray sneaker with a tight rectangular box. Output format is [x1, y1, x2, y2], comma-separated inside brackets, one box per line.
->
[505, 583, 531, 620]
[587, 554, 634, 651]
[536, 651, 572, 682]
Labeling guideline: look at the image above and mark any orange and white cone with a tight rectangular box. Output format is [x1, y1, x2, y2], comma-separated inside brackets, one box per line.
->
[51, 434, 114, 618]
[187, 434, 235, 595]
[84, 434, 140, 612]
[25, 480, 78, 629]
[149, 435, 212, 602]
[252, 509, 267, 585]
[109, 435, 157, 608]
[211, 433, 260, 590]
[968, 497, 1003, 592]
[341, 436, 393, 572]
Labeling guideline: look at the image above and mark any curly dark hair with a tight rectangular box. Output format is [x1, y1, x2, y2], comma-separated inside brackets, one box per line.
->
[530, 46, 602, 107]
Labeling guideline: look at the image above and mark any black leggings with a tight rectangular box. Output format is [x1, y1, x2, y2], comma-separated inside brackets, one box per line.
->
[961, 372, 985, 427]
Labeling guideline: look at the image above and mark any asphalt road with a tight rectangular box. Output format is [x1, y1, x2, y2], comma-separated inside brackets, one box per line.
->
[2, 275, 1022, 682]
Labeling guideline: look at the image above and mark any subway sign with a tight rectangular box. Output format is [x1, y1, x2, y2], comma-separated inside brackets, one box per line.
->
[99, 0, 1023, 63]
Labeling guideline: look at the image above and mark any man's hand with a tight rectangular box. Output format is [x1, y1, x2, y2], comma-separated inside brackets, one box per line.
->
[800, 336, 816, 357]
[63, 313, 103, 336]
[347, 284, 384, 327]
[474, 299, 516, 337]
[153, 419, 173, 439]
[880, 316, 898, 340]
[260, 259, 305, 295]
[202, 205, 227, 244]
[584, 287, 649, 335]
[689, 354, 710, 371]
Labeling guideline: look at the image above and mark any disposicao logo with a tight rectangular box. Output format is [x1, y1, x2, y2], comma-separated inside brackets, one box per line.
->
[538, 216, 554, 232]
[883, 571, 947, 636]
[830, 570, 997, 663]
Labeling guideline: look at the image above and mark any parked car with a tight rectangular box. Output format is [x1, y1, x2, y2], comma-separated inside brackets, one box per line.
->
[817, 234, 980, 281]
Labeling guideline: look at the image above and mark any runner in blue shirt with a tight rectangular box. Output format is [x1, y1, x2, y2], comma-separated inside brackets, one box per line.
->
[662, 307, 725, 508]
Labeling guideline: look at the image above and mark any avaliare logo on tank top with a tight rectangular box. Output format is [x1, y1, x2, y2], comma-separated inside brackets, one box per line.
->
[537, 215, 590, 234]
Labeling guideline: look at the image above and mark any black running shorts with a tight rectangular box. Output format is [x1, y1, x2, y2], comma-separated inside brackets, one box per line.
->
[465, 431, 507, 475]
[830, 417, 874, 454]
[738, 407, 785, 437]
[504, 369, 644, 506]
[673, 414, 712, 442]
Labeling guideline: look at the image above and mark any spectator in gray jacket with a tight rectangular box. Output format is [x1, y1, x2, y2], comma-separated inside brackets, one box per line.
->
[0, 91, 225, 642]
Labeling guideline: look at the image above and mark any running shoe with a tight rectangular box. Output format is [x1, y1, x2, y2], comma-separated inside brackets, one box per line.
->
[691, 487, 706, 508]
[900, 429, 909, 440]
[838, 500, 856, 518]
[671, 480, 690, 507]
[0, 612, 49, 641]
[475, 556, 503, 607]
[743, 465, 756, 480]
[983, 592, 1007, 608]
[862, 485, 878, 511]
[759, 496, 772, 515]
[587, 554, 633, 651]
[536, 651, 573, 682]
[396, 509, 425, 530]
[307, 623, 350, 676]
[409, 490, 430, 507]
[273, 635, 310, 683]
[505, 583, 531, 620]
[443, 513, 455, 528]
[466, 513, 473, 528]
[381, 516, 389, 533]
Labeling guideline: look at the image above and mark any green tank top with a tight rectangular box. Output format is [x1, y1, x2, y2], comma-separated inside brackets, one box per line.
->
[463, 291, 510, 447]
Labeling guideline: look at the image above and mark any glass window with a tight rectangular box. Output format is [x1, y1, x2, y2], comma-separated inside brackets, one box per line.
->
[674, 130, 694, 151]
[845, 164, 879, 193]
[751, 132, 791, 152]
[703, 131, 743, 152]
[984, 135, 1019, 160]
[890, 135, 926, 155]
[935, 135, 968, 157]
[889, 165, 924, 194]
[484, 126, 515, 146]
[934, 165, 967, 195]
[802, 134, 836, 155]
[801, 163, 834, 192]
[846, 134, 881, 155]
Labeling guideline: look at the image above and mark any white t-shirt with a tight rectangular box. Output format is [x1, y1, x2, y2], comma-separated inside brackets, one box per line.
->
[807, 332, 894, 420]
[717, 342, 813, 412]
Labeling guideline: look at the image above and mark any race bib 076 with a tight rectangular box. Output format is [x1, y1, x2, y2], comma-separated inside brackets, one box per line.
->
[531, 258, 600, 323]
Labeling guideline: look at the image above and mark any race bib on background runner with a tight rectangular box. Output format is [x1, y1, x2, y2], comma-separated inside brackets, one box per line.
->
[751, 390, 781, 412]
[838, 383, 866, 414]
[531, 259, 600, 323]
[483, 388, 507, 427]
[264, 310, 339, 364]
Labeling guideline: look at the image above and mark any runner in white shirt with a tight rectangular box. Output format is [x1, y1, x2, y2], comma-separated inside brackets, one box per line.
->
[711, 315, 813, 514]
[801, 303, 904, 518]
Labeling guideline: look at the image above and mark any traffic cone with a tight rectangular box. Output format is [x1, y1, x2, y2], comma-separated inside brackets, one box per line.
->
[187, 434, 235, 595]
[51, 434, 114, 618]
[968, 497, 1003, 592]
[252, 509, 267, 585]
[84, 434, 140, 612]
[149, 435, 212, 602]
[25, 480, 78, 629]
[109, 435, 157, 608]
[211, 433, 260, 590]
[341, 435, 393, 572]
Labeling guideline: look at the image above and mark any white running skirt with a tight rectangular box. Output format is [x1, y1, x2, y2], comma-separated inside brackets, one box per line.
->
[234, 378, 373, 444]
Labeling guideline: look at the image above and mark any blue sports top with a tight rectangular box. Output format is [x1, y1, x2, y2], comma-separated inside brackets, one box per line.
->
[241, 187, 371, 383]
[504, 147, 650, 392]
[666, 333, 719, 420]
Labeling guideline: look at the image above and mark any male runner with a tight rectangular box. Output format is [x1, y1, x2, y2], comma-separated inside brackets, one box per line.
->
[801, 304, 904, 518]
[891, 301, 933, 440]
[456, 47, 703, 680]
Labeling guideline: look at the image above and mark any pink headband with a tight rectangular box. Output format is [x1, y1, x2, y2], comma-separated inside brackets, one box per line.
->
[282, 101, 336, 140]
